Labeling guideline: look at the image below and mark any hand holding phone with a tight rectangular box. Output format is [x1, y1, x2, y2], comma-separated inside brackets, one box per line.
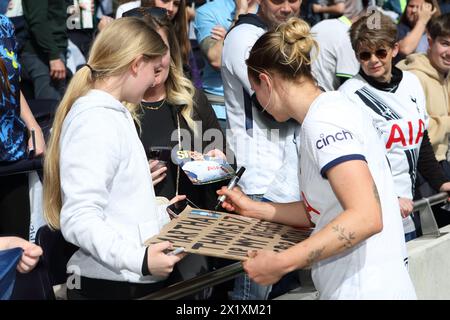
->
[166, 197, 199, 219]
[149, 159, 168, 186]
[147, 146, 171, 161]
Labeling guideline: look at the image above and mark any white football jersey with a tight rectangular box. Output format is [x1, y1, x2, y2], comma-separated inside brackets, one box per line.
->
[299, 91, 416, 299]
[339, 70, 428, 233]
[222, 17, 298, 195]
[311, 17, 360, 91]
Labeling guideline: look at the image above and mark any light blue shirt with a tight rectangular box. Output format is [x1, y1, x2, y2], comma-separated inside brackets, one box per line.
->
[194, 0, 235, 97]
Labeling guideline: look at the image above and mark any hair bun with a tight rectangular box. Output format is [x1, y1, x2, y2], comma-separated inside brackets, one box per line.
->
[280, 17, 311, 45]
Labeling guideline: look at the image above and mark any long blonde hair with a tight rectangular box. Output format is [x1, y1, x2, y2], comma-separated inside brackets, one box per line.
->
[43, 17, 167, 229]
[145, 15, 197, 136]
[128, 13, 197, 136]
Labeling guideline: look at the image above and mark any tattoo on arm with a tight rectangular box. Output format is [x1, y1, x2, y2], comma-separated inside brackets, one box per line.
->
[306, 246, 325, 267]
[332, 225, 356, 248]
[373, 183, 381, 206]
[200, 37, 219, 55]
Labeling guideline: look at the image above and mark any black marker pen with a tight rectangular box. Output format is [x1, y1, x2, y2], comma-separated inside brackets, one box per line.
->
[214, 167, 246, 210]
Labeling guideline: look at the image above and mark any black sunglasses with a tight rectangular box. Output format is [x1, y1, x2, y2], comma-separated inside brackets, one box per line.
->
[358, 49, 389, 61]
[122, 6, 168, 20]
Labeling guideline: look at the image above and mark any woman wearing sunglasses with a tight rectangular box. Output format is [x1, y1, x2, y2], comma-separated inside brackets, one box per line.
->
[339, 13, 450, 241]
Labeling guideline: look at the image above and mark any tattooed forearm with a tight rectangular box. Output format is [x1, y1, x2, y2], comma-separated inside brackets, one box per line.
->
[200, 37, 219, 55]
[306, 246, 325, 266]
[373, 183, 381, 206]
[332, 225, 356, 248]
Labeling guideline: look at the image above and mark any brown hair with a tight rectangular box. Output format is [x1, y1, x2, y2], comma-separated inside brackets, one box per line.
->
[350, 13, 398, 52]
[0, 58, 11, 94]
[399, 0, 441, 27]
[142, 0, 191, 65]
[246, 17, 318, 83]
[427, 12, 450, 39]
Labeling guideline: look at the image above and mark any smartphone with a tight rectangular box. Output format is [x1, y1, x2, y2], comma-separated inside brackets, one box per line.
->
[146, 146, 172, 162]
[166, 198, 199, 219]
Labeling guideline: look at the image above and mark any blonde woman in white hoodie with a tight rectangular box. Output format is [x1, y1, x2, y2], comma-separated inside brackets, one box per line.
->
[43, 17, 185, 299]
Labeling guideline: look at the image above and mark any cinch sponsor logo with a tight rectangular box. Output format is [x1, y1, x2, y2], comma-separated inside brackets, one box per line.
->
[315, 130, 354, 149]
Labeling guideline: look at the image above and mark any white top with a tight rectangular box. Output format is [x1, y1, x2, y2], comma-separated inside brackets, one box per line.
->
[311, 17, 359, 91]
[5, 0, 22, 17]
[263, 124, 302, 203]
[339, 71, 428, 233]
[59, 90, 170, 283]
[115, 0, 140, 18]
[222, 20, 298, 195]
[299, 91, 416, 299]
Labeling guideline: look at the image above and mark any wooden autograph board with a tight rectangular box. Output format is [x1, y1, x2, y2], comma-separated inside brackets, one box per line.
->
[146, 206, 312, 261]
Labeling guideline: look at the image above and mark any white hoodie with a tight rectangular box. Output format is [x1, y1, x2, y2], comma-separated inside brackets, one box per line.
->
[59, 89, 170, 283]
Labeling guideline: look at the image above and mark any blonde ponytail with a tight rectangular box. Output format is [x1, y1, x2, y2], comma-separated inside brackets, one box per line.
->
[43, 17, 167, 229]
[43, 67, 93, 229]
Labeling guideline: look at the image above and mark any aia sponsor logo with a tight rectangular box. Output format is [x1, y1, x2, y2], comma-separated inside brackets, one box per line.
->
[385, 119, 425, 149]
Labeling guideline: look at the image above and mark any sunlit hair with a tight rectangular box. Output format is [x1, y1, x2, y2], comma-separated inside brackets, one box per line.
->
[350, 12, 398, 52]
[43, 17, 167, 229]
[246, 17, 318, 83]
[427, 12, 450, 39]
[142, 0, 191, 65]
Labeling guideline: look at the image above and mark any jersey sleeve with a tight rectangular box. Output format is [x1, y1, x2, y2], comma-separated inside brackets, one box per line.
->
[222, 25, 262, 96]
[335, 39, 359, 79]
[194, 8, 217, 44]
[303, 102, 367, 179]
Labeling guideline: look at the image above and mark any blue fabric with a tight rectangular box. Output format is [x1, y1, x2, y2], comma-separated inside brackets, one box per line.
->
[0, 15, 27, 162]
[0, 0, 9, 15]
[320, 154, 367, 179]
[404, 230, 417, 242]
[397, 22, 428, 54]
[0, 247, 23, 300]
[194, 0, 235, 96]
[439, 0, 450, 14]
[211, 103, 226, 120]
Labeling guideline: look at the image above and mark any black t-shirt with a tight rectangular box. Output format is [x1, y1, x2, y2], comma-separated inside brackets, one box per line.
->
[138, 99, 178, 199]
[137, 92, 229, 210]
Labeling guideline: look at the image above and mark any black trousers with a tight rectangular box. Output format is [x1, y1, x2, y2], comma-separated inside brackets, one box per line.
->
[433, 161, 450, 228]
[0, 173, 30, 239]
